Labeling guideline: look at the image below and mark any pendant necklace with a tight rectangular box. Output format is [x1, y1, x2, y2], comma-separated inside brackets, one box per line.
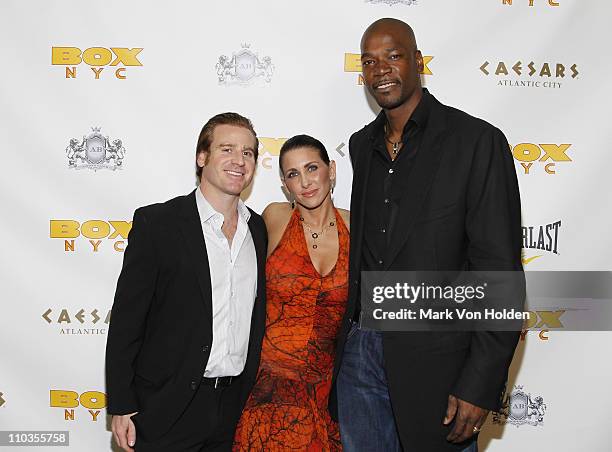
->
[300, 216, 336, 249]
[384, 124, 403, 160]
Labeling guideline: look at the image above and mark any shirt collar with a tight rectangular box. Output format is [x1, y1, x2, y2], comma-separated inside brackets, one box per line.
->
[369, 88, 432, 140]
[195, 187, 251, 225]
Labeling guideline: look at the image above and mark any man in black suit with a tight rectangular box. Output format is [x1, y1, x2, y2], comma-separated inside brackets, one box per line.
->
[105, 113, 267, 451]
[332, 19, 523, 451]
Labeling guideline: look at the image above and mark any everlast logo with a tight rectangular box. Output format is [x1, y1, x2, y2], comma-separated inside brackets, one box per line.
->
[510, 143, 572, 175]
[51, 47, 143, 79]
[50, 220, 132, 253]
[522, 221, 561, 256]
[50, 390, 106, 421]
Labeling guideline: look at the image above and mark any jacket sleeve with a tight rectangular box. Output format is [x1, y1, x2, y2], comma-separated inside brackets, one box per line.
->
[105, 207, 158, 415]
[451, 126, 525, 411]
[348, 133, 357, 169]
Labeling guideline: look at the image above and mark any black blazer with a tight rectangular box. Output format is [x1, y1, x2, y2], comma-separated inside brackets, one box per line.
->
[331, 91, 524, 451]
[105, 190, 267, 441]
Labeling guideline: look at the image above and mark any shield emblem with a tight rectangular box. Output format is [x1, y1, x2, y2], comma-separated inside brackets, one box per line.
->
[85, 134, 106, 164]
[235, 49, 256, 82]
[509, 391, 528, 421]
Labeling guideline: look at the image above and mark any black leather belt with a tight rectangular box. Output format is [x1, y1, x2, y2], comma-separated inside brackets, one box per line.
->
[201, 375, 240, 389]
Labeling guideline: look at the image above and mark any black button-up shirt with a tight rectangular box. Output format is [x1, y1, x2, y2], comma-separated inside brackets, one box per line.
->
[355, 89, 432, 320]
[362, 90, 431, 271]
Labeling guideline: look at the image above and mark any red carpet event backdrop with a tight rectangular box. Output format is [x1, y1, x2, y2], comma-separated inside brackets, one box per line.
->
[0, 1, 610, 450]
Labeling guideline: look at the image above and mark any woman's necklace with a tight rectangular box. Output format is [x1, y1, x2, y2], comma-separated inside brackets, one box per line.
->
[384, 123, 403, 160]
[299, 216, 336, 249]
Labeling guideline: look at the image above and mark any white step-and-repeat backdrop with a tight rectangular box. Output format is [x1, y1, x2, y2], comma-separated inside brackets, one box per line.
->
[1, 1, 610, 450]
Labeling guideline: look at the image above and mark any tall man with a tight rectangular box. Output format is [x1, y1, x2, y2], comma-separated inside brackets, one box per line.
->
[105, 113, 267, 451]
[333, 19, 523, 451]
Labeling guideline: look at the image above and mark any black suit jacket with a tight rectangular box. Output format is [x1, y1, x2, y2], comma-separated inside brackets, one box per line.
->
[331, 91, 524, 451]
[105, 190, 267, 441]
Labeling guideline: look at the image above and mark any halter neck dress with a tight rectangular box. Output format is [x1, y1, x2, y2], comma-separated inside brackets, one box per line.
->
[233, 208, 349, 451]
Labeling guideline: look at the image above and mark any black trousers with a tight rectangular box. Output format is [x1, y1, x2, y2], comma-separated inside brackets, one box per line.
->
[134, 379, 243, 452]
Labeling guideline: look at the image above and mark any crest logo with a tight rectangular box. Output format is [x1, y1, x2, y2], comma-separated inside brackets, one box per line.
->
[366, 0, 417, 5]
[216, 44, 274, 85]
[65, 128, 126, 171]
[493, 385, 547, 426]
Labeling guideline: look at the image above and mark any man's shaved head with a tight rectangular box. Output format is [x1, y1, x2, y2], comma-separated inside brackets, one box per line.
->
[361, 18, 417, 53]
[359, 18, 423, 111]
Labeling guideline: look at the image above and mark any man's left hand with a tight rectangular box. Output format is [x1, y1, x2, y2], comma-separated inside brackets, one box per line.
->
[443, 394, 489, 443]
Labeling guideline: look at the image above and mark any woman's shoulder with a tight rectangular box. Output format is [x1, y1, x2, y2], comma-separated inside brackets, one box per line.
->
[262, 202, 293, 231]
[262, 202, 294, 257]
[262, 202, 292, 221]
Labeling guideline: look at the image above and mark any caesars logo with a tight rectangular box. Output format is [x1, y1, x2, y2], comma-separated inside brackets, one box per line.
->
[51, 47, 143, 80]
[65, 127, 126, 171]
[502, 0, 559, 6]
[480, 60, 578, 89]
[258, 138, 347, 170]
[510, 142, 572, 175]
[50, 390, 106, 422]
[366, 0, 418, 5]
[493, 385, 547, 427]
[216, 44, 274, 86]
[522, 220, 561, 265]
[42, 308, 111, 336]
[50, 220, 132, 253]
[344, 53, 433, 85]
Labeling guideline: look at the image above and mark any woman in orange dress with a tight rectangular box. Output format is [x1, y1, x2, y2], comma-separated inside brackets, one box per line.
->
[233, 135, 349, 451]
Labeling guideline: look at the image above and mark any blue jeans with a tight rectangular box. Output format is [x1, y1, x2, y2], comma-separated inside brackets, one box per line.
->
[337, 323, 478, 452]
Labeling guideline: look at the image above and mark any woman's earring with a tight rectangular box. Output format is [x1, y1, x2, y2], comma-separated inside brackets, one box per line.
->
[290, 193, 295, 209]
[331, 178, 336, 195]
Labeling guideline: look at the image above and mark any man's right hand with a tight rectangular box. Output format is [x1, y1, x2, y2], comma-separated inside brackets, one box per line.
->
[111, 412, 138, 451]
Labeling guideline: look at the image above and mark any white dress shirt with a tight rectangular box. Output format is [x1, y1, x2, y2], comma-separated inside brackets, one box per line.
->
[195, 188, 258, 377]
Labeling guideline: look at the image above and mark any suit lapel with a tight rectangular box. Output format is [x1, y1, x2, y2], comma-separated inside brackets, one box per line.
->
[178, 191, 213, 326]
[246, 211, 266, 338]
[350, 130, 375, 277]
[384, 96, 450, 269]
[247, 213, 266, 281]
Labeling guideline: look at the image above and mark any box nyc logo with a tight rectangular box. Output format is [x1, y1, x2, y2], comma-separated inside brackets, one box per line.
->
[344, 53, 433, 85]
[52, 47, 143, 79]
[50, 390, 106, 421]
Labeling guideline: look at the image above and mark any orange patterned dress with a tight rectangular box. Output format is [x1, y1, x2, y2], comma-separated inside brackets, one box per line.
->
[233, 208, 348, 451]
